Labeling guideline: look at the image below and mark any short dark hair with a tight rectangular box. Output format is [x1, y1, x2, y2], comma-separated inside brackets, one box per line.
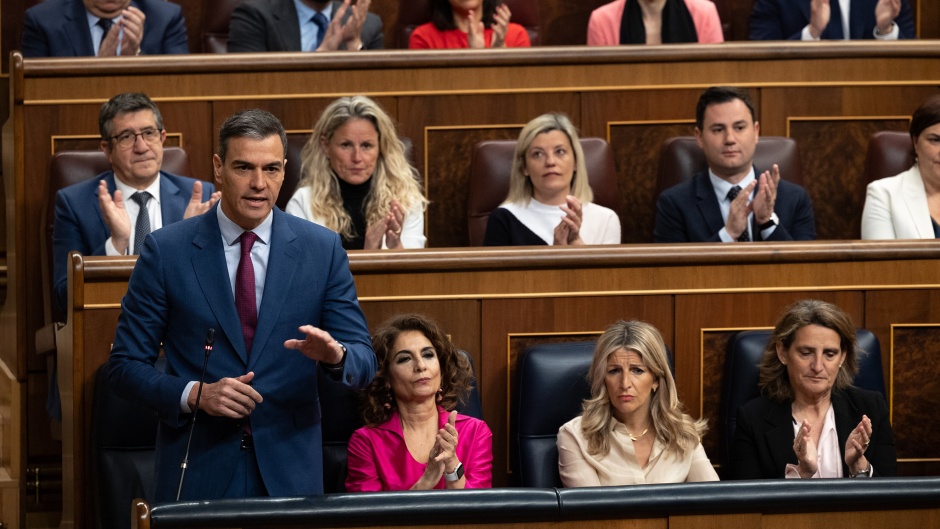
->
[98, 92, 163, 139]
[695, 86, 756, 130]
[360, 314, 473, 427]
[217, 109, 287, 162]
[910, 94, 940, 143]
[431, 0, 497, 31]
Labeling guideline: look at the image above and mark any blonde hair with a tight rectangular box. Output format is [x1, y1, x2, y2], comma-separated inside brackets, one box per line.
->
[297, 96, 427, 241]
[580, 320, 706, 457]
[504, 113, 594, 206]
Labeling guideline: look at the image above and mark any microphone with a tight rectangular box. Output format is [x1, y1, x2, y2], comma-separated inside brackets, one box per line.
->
[176, 328, 215, 501]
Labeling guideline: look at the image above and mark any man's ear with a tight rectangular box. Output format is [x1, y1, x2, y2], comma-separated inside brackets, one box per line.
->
[693, 127, 704, 148]
[754, 120, 760, 140]
[212, 154, 223, 184]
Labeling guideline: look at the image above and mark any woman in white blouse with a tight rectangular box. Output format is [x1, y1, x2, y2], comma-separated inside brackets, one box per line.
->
[286, 96, 427, 250]
[557, 320, 718, 486]
[861, 94, 940, 240]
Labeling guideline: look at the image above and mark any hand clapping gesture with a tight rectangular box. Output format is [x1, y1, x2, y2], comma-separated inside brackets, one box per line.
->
[317, 0, 371, 51]
[874, 0, 901, 35]
[553, 195, 584, 246]
[98, 6, 145, 56]
[844, 415, 873, 475]
[808, 0, 831, 39]
[792, 418, 819, 478]
[183, 180, 221, 219]
[97, 179, 132, 254]
[412, 411, 464, 490]
[363, 199, 406, 249]
[491, 3, 512, 48]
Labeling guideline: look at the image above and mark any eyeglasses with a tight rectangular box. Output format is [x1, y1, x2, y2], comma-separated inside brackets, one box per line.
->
[107, 128, 163, 149]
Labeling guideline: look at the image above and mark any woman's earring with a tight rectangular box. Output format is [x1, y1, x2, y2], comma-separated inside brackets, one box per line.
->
[384, 389, 393, 410]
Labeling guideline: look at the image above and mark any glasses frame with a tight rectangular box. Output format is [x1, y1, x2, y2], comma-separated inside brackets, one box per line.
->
[106, 127, 164, 149]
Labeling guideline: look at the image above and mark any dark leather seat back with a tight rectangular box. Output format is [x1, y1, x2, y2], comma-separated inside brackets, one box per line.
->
[468, 137, 619, 246]
[42, 148, 192, 322]
[511, 341, 595, 488]
[397, 0, 541, 47]
[862, 131, 914, 186]
[320, 349, 483, 493]
[720, 328, 886, 471]
[92, 358, 165, 529]
[656, 136, 802, 198]
[201, 0, 240, 52]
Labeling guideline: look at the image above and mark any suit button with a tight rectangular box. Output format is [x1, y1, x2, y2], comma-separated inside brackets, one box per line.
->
[346, 374, 353, 382]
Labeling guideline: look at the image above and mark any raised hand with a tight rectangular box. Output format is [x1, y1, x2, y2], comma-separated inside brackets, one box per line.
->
[874, 0, 901, 34]
[752, 164, 779, 226]
[491, 3, 512, 48]
[283, 325, 346, 365]
[808, 0, 831, 39]
[183, 180, 221, 219]
[98, 6, 146, 56]
[792, 418, 819, 478]
[844, 415, 872, 474]
[553, 195, 584, 245]
[724, 180, 756, 241]
[97, 179, 131, 254]
[466, 9, 486, 49]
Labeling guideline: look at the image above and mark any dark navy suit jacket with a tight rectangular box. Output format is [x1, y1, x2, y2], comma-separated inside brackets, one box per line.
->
[52, 171, 214, 314]
[654, 169, 816, 243]
[749, 0, 915, 40]
[20, 0, 189, 57]
[227, 0, 384, 52]
[730, 387, 897, 479]
[107, 205, 375, 501]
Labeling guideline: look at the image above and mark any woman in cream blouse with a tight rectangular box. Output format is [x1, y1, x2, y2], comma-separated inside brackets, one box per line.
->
[557, 320, 718, 485]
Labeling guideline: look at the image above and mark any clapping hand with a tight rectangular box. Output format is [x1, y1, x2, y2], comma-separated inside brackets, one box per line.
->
[553, 195, 584, 245]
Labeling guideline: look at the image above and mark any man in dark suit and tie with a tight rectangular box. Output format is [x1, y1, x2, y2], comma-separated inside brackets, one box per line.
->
[52, 92, 218, 315]
[20, 0, 189, 57]
[749, 0, 914, 41]
[654, 86, 816, 243]
[228, 0, 384, 52]
[108, 109, 376, 500]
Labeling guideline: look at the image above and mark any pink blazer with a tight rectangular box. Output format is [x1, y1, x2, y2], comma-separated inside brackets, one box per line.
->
[587, 0, 724, 45]
[346, 407, 493, 491]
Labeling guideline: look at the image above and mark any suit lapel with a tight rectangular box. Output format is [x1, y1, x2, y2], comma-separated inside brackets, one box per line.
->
[277, 0, 303, 51]
[159, 173, 186, 224]
[901, 167, 933, 238]
[191, 208, 248, 364]
[764, 400, 798, 472]
[248, 209, 300, 370]
[67, 0, 96, 56]
[693, 172, 726, 237]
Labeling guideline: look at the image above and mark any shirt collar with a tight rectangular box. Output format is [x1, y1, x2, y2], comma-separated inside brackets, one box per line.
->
[293, 0, 332, 22]
[113, 173, 161, 206]
[708, 167, 756, 202]
[216, 204, 273, 246]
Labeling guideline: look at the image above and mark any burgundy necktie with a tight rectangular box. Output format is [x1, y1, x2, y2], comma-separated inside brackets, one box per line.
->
[236, 232, 258, 356]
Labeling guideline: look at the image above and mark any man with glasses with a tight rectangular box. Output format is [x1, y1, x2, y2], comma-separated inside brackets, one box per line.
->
[52, 92, 219, 314]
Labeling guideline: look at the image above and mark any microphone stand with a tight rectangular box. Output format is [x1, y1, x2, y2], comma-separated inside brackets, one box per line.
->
[176, 328, 215, 501]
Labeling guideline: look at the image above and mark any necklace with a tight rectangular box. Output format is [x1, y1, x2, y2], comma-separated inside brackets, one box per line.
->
[626, 425, 650, 442]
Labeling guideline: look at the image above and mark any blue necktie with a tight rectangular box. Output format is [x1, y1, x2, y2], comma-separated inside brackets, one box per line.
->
[312, 12, 330, 51]
[130, 191, 152, 254]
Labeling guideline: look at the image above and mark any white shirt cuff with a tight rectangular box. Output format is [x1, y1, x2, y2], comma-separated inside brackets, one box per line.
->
[105, 236, 127, 256]
[801, 25, 821, 41]
[180, 380, 198, 413]
[873, 22, 899, 40]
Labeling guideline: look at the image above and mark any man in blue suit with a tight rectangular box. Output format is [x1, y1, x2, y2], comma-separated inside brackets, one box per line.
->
[20, 0, 189, 57]
[749, 0, 915, 40]
[52, 92, 218, 315]
[108, 109, 376, 501]
[654, 87, 816, 243]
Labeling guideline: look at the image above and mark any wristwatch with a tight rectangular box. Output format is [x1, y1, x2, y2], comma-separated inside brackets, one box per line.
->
[758, 212, 779, 230]
[444, 462, 464, 482]
[850, 463, 873, 478]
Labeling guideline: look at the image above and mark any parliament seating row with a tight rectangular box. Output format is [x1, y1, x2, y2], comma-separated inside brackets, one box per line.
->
[198, 0, 542, 53]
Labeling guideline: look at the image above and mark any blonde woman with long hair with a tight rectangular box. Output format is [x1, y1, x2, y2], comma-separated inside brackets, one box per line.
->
[286, 96, 427, 249]
[557, 320, 718, 485]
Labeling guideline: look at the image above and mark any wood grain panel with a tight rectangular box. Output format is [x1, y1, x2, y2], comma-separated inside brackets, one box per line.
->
[788, 119, 908, 240]
[608, 121, 697, 243]
[890, 325, 940, 461]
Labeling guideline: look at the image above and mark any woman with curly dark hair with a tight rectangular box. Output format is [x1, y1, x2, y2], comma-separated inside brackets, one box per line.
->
[345, 314, 493, 491]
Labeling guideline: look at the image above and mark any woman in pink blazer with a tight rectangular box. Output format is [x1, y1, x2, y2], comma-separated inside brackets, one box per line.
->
[587, 0, 724, 45]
